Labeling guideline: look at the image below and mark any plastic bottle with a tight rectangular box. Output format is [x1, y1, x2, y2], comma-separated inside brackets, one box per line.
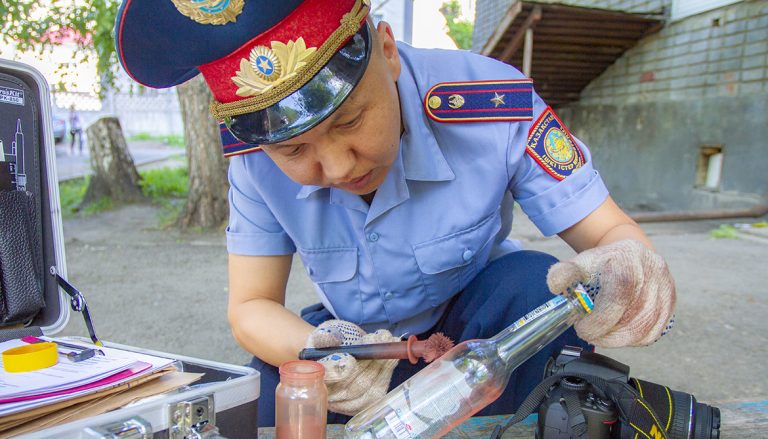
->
[344, 286, 594, 438]
[275, 360, 328, 439]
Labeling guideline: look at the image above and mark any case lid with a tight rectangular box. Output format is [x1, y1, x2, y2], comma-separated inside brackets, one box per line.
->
[0, 58, 71, 337]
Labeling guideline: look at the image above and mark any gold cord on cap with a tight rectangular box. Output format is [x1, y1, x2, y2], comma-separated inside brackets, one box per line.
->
[210, 0, 370, 120]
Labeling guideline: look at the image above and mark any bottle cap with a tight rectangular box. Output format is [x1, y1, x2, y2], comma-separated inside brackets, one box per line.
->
[279, 360, 325, 380]
[573, 285, 594, 314]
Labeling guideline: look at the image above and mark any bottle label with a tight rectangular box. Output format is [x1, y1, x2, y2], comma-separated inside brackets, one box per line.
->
[384, 410, 414, 439]
[379, 361, 475, 438]
[510, 295, 566, 331]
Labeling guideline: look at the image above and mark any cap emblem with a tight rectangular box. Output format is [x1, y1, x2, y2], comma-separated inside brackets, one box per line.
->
[170, 0, 244, 25]
[233, 38, 317, 97]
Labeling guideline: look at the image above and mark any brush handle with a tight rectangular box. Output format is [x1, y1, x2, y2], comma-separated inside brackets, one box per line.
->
[299, 336, 424, 364]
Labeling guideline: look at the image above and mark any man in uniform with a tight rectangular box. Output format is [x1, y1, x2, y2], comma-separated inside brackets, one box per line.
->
[116, 0, 676, 427]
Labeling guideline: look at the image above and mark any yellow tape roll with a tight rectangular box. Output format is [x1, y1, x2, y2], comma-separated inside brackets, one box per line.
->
[2, 342, 58, 373]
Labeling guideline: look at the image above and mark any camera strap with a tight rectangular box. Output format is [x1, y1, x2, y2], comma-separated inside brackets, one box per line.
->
[489, 371, 670, 439]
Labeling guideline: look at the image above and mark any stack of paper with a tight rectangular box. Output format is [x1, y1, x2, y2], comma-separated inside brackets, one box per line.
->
[0, 336, 184, 434]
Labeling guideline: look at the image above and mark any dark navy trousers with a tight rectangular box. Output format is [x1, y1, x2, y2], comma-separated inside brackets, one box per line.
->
[248, 250, 590, 427]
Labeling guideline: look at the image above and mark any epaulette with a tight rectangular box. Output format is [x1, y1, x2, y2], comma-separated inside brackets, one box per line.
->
[424, 79, 533, 123]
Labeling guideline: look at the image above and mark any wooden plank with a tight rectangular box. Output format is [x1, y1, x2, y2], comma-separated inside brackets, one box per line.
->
[529, 34, 640, 48]
[527, 51, 618, 62]
[538, 3, 665, 22]
[530, 60, 613, 70]
[533, 26, 650, 39]
[481, 2, 522, 56]
[499, 5, 543, 63]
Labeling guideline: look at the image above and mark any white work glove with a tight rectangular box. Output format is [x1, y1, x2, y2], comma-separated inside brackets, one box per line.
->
[547, 240, 676, 348]
[305, 320, 399, 416]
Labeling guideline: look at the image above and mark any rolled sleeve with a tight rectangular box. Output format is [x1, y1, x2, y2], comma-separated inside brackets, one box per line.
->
[516, 166, 608, 236]
[226, 156, 296, 255]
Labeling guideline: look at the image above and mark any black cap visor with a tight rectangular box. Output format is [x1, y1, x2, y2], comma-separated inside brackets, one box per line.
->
[224, 23, 372, 145]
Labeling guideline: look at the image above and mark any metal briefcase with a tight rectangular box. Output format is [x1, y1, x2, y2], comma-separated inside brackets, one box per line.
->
[0, 58, 259, 439]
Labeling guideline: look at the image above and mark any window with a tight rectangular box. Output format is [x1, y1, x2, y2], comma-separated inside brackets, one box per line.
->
[695, 145, 724, 190]
[672, 0, 743, 21]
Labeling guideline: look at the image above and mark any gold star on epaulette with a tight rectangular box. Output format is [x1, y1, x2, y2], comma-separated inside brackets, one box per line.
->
[490, 92, 505, 108]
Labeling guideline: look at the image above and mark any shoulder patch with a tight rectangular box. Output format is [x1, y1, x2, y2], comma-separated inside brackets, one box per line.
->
[525, 107, 585, 181]
[423, 79, 533, 123]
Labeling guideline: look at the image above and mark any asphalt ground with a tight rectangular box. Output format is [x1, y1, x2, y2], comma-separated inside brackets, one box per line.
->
[49, 136, 768, 406]
[55, 192, 768, 408]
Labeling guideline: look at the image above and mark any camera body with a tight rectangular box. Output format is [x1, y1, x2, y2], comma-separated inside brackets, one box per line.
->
[536, 346, 720, 439]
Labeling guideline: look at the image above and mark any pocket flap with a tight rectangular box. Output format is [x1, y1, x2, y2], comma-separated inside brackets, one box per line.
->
[299, 247, 358, 283]
[413, 213, 501, 275]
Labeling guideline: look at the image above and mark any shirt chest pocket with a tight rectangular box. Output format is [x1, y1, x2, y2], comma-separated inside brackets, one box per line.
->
[298, 247, 361, 321]
[412, 210, 502, 306]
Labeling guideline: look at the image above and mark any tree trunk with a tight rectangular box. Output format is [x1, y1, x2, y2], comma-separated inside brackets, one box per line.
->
[176, 75, 230, 229]
[82, 117, 143, 205]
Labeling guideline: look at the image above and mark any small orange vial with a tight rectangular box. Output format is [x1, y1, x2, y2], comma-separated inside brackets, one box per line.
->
[275, 360, 328, 439]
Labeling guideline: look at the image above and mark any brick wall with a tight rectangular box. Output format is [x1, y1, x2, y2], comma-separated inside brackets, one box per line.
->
[580, 0, 768, 104]
[472, 0, 668, 52]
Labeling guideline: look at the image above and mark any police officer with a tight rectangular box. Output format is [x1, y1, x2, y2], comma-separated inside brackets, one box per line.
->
[116, 0, 676, 428]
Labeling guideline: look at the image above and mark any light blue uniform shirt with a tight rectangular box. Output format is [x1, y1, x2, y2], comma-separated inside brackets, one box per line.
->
[226, 43, 609, 336]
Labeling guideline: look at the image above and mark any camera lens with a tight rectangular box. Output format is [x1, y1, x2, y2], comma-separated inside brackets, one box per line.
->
[692, 403, 720, 439]
[666, 389, 721, 439]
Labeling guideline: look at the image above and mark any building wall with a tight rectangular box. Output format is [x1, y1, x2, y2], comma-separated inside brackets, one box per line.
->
[559, 0, 767, 211]
[473, 0, 768, 211]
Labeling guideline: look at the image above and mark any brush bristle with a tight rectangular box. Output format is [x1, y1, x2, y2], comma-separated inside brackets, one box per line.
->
[422, 332, 454, 363]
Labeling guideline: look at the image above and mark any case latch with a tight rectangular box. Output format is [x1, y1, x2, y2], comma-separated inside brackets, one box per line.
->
[169, 395, 225, 439]
[82, 416, 152, 438]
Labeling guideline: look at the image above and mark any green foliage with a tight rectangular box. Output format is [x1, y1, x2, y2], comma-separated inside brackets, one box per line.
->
[439, 0, 474, 50]
[128, 133, 186, 148]
[58, 176, 114, 217]
[139, 166, 189, 199]
[58, 166, 188, 222]
[0, 1, 120, 95]
[139, 166, 189, 227]
[58, 176, 89, 217]
[83, 196, 113, 215]
[710, 224, 739, 239]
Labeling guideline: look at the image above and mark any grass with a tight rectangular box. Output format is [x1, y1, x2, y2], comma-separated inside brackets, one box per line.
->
[710, 224, 739, 239]
[58, 166, 189, 224]
[127, 132, 185, 148]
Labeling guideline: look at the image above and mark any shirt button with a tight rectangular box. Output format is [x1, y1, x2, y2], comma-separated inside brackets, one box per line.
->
[462, 249, 474, 262]
[368, 232, 379, 242]
[383, 291, 394, 300]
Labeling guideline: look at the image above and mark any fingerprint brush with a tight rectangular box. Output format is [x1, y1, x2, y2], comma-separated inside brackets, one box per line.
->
[298, 333, 454, 364]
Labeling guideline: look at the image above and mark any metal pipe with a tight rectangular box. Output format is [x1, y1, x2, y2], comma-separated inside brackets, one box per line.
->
[631, 203, 768, 223]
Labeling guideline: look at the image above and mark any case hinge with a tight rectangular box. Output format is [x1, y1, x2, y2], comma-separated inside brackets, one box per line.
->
[169, 395, 225, 439]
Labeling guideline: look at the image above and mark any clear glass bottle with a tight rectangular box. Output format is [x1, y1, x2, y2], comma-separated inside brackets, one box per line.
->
[344, 286, 594, 438]
[275, 360, 328, 439]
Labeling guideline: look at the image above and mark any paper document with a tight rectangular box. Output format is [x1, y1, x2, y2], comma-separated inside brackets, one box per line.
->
[0, 337, 176, 417]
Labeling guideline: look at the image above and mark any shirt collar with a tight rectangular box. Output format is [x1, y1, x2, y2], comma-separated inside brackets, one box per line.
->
[398, 46, 455, 183]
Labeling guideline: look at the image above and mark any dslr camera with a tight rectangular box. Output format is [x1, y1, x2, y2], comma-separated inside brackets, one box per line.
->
[537, 346, 721, 439]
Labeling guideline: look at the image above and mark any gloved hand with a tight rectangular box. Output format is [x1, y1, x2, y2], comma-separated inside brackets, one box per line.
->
[546, 240, 676, 348]
[305, 320, 400, 415]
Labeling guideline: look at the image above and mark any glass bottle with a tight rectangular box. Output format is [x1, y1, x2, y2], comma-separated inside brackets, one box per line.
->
[344, 286, 594, 438]
[275, 360, 328, 439]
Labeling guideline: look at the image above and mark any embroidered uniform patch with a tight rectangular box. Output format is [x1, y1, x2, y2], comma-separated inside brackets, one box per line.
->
[424, 80, 533, 123]
[526, 107, 585, 180]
